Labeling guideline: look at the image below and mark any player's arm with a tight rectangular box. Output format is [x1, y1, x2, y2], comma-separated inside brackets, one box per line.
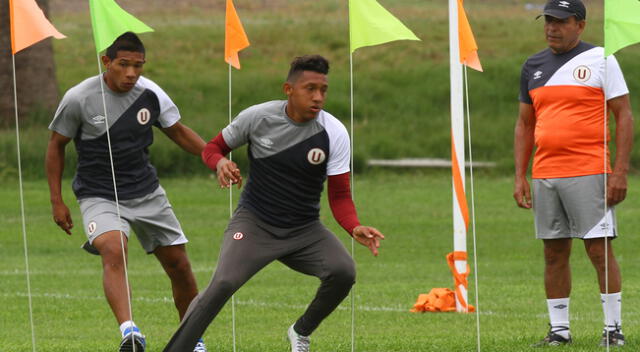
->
[328, 172, 384, 256]
[202, 132, 242, 189]
[607, 94, 634, 206]
[161, 121, 206, 156]
[513, 102, 536, 209]
[45, 131, 73, 235]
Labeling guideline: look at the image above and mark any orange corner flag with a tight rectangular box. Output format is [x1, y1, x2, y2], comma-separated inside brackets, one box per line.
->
[225, 0, 250, 69]
[10, 0, 66, 54]
[458, 0, 482, 72]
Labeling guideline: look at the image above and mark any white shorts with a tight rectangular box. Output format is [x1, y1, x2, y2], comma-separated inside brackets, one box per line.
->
[78, 185, 188, 253]
[533, 174, 616, 240]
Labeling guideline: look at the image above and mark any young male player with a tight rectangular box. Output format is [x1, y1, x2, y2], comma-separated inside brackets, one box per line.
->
[513, 0, 633, 347]
[46, 32, 207, 352]
[163, 55, 384, 352]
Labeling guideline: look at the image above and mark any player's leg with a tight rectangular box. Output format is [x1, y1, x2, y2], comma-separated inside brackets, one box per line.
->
[562, 174, 624, 346]
[163, 207, 278, 352]
[543, 239, 573, 298]
[92, 230, 133, 324]
[532, 178, 573, 346]
[78, 196, 145, 352]
[279, 222, 355, 348]
[584, 238, 621, 296]
[128, 185, 198, 320]
[584, 238, 624, 346]
[153, 244, 198, 320]
[128, 185, 203, 350]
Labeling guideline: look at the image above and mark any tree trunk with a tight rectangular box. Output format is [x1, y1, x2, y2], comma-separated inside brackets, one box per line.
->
[0, 0, 60, 127]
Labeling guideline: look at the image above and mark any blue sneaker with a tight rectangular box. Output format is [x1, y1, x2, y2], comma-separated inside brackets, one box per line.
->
[194, 338, 208, 352]
[119, 326, 146, 352]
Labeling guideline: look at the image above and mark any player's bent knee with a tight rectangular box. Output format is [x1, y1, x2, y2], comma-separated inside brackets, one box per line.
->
[325, 261, 356, 287]
[208, 276, 243, 298]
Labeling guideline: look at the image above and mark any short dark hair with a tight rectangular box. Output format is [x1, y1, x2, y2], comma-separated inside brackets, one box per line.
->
[287, 55, 330, 82]
[105, 32, 145, 59]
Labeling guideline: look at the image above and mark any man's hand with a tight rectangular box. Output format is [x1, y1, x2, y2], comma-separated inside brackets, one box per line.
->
[216, 158, 243, 189]
[513, 176, 532, 209]
[352, 225, 384, 256]
[607, 172, 628, 206]
[52, 201, 73, 235]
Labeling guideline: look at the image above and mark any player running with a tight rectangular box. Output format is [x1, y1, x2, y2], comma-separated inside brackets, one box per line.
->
[163, 55, 384, 352]
[46, 32, 208, 352]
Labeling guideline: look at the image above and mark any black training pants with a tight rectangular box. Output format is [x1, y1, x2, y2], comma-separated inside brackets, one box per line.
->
[163, 207, 356, 351]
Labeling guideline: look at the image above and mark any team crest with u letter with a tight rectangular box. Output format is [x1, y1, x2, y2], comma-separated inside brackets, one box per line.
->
[573, 65, 591, 83]
[137, 108, 151, 125]
[307, 148, 326, 165]
[88, 221, 97, 235]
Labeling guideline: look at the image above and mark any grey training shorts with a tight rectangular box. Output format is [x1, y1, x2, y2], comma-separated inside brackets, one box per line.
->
[533, 174, 616, 240]
[78, 185, 188, 253]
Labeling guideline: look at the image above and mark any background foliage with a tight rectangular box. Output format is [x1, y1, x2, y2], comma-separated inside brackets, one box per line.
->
[1, 0, 638, 180]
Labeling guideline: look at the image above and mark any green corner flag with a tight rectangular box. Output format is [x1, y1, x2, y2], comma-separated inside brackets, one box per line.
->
[605, 0, 640, 56]
[89, 0, 153, 53]
[349, 0, 420, 53]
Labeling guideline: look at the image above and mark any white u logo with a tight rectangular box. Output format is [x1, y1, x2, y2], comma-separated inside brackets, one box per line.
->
[307, 148, 326, 165]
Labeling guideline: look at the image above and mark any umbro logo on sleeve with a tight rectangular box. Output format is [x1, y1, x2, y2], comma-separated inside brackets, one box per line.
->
[91, 115, 106, 124]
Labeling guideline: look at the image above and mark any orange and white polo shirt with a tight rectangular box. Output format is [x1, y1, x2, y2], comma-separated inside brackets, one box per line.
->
[519, 41, 629, 179]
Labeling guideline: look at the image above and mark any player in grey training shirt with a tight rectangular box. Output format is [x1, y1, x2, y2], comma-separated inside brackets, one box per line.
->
[163, 55, 385, 352]
[46, 33, 208, 352]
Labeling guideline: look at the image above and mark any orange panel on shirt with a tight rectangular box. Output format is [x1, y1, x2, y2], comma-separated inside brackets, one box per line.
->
[530, 85, 610, 179]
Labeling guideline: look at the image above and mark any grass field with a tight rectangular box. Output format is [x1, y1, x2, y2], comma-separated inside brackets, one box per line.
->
[2, 171, 640, 351]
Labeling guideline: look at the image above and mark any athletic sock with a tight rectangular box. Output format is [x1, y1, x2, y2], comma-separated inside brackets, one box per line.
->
[547, 298, 570, 339]
[119, 320, 138, 337]
[601, 292, 622, 333]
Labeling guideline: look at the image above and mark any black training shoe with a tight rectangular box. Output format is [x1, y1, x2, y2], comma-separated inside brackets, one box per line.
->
[600, 326, 625, 347]
[532, 325, 572, 347]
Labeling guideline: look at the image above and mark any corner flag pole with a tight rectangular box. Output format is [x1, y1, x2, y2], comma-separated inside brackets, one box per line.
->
[228, 62, 237, 352]
[12, 52, 37, 352]
[449, 0, 469, 313]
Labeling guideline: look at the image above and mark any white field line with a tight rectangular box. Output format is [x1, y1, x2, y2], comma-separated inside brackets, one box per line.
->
[4, 291, 640, 321]
[3, 291, 406, 313]
[0, 266, 215, 276]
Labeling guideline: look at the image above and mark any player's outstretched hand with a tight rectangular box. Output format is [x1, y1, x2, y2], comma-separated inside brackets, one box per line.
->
[352, 225, 384, 256]
[216, 158, 243, 189]
[52, 201, 73, 235]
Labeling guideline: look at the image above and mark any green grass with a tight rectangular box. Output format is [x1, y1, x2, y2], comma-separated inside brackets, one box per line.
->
[2, 171, 640, 351]
[2, 0, 640, 179]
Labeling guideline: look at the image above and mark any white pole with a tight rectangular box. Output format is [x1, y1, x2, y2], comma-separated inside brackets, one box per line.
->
[228, 62, 238, 352]
[449, 0, 468, 313]
[12, 53, 37, 352]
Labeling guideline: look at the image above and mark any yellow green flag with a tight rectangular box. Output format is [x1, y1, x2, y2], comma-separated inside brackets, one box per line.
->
[605, 0, 640, 56]
[349, 0, 420, 53]
[89, 0, 153, 53]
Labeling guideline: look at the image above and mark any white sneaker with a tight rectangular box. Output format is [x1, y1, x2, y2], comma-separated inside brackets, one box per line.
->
[287, 324, 310, 352]
[194, 338, 208, 352]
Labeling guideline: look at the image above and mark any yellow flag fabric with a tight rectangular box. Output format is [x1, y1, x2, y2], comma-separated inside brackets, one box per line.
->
[9, 0, 65, 54]
[225, 0, 250, 69]
[349, 0, 420, 53]
[604, 0, 640, 56]
[89, 0, 153, 54]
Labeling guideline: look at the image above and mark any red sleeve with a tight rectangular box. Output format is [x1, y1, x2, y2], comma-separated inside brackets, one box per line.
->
[328, 172, 361, 236]
[201, 132, 232, 172]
